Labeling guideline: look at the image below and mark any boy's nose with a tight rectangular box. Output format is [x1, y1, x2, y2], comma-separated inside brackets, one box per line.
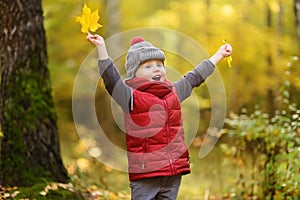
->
[153, 65, 160, 71]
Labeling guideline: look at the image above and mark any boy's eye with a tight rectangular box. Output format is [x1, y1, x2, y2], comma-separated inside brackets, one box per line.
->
[145, 65, 151, 69]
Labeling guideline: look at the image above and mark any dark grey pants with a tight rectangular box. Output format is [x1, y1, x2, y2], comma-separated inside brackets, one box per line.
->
[130, 175, 182, 200]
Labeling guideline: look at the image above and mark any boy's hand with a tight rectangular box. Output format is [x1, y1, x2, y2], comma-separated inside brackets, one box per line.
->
[221, 43, 233, 67]
[219, 43, 233, 58]
[86, 32, 105, 47]
[209, 43, 233, 66]
[86, 32, 109, 60]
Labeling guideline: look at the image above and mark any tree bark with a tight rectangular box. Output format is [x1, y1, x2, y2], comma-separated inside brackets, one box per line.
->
[265, 2, 276, 117]
[295, 0, 300, 46]
[104, 0, 120, 37]
[0, 0, 68, 186]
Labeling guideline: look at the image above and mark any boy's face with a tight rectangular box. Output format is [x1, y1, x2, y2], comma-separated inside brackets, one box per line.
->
[135, 60, 166, 82]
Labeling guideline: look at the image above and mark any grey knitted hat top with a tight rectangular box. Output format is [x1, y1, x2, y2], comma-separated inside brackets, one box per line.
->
[125, 36, 165, 80]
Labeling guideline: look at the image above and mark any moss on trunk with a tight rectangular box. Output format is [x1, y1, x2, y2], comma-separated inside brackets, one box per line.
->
[0, 0, 68, 186]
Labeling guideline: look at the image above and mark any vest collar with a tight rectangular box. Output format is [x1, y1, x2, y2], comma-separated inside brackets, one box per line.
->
[125, 78, 173, 98]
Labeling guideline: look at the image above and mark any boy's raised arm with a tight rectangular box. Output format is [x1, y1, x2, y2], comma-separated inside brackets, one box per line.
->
[174, 43, 232, 102]
[86, 33, 132, 113]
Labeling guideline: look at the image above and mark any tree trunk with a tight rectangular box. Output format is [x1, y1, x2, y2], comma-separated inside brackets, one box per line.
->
[104, 0, 120, 37]
[0, 0, 68, 186]
[265, 2, 276, 117]
[295, 0, 300, 46]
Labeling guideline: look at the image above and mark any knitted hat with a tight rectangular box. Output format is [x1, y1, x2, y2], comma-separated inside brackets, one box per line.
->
[125, 36, 165, 80]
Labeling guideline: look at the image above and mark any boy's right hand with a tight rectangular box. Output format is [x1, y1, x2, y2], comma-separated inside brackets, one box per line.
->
[86, 33, 109, 60]
[86, 32, 105, 47]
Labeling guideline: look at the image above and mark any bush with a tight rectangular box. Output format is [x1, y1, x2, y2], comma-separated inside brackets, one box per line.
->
[222, 78, 300, 199]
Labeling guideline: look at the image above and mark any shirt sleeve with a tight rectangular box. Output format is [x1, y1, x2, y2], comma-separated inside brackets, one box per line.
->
[98, 58, 132, 113]
[174, 59, 215, 102]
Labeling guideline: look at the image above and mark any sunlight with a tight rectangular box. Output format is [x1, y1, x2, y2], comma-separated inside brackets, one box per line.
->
[221, 4, 235, 17]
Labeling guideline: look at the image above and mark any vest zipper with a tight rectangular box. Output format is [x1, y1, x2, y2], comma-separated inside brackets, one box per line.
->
[142, 161, 145, 170]
[142, 138, 148, 170]
[163, 101, 175, 174]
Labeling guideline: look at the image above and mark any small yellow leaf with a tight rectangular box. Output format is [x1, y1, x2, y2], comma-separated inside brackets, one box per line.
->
[76, 3, 102, 33]
[223, 39, 232, 68]
[227, 54, 232, 67]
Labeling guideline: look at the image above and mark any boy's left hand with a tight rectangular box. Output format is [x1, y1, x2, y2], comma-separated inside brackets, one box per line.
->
[220, 43, 233, 58]
[209, 43, 233, 66]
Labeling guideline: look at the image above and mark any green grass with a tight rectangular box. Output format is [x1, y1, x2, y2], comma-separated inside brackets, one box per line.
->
[179, 147, 234, 199]
[2, 145, 252, 199]
[68, 145, 247, 199]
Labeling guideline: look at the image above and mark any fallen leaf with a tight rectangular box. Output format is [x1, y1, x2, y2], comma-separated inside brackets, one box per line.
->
[4, 193, 10, 198]
[44, 185, 51, 192]
[91, 185, 98, 191]
[11, 191, 20, 198]
[58, 182, 74, 191]
[51, 183, 58, 190]
[6, 186, 18, 191]
[91, 190, 103, 197]
[109, 192, 117, 200]
[40, 191, 47, 196]
[76, 3, 102, 33]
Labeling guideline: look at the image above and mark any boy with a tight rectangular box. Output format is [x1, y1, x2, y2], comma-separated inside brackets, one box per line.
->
[86, 33, 232, 200]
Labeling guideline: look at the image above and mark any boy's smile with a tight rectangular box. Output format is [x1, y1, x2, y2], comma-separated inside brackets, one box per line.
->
[135, 60, 166, 82]
[152, 75, 161, 81]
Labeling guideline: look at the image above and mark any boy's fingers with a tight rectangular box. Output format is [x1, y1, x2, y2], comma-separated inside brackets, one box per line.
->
[86, 32, 92, 39]
[225, 44, 232, 52]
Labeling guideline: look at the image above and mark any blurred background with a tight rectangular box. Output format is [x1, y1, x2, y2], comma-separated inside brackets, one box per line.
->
[42, 0, 299, 198]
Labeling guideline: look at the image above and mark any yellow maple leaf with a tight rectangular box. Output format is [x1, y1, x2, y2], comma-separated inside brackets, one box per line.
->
[223, 39, 232, 68]
[76, 3, 102, 33]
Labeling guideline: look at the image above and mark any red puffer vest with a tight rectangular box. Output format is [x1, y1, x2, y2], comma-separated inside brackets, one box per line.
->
[124, 78, 190, 181]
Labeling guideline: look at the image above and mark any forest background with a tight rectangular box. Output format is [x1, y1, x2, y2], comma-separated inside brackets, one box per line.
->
[1, 0, 300, 199]
[46, 0, 300, 199]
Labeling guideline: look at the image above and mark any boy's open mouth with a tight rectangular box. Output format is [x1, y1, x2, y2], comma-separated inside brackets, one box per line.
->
[152, 75, 161, 81]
